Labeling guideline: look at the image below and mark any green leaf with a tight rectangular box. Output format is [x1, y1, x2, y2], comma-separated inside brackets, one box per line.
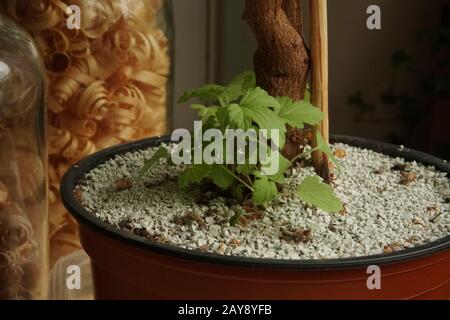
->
[315, 131, 339, 167]
[221, 103, 251, 130]
[265, 153, 290, 183]
[242, 107, 286, 147]
[278, 100, 324, 127]
[304, 84, 311, 103]
[215, 107, 229, 129]
[229, 210, 242, 226]
[236, 163, 255, 176]
[179, 84, 228, 103]
[241, 87, 281, 112]
[178, 164, 212, 188]
[252, 176, 278, 204]
[297, 176, 343, 212]
[231, 184, 244, 202]
[226, 71, 256, 101]
[229, 71, 256, 91]
[192, 104, 219, 121]
[210, 165, 235, 189]
[276, 96, 294, 110]
[137, 147, 168, 180]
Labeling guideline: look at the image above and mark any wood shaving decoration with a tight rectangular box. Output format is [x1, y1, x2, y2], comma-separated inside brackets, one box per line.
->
[0, 182, 8, 206]
[0, 200, 42, 299]
[280, 228, 312, 244]
[333, 148, 347, 159]
[400, 172, 417, 185]
[0, 0, 172, 264]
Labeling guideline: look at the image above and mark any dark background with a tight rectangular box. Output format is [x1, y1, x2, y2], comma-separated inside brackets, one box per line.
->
[172, 0, 450, 160]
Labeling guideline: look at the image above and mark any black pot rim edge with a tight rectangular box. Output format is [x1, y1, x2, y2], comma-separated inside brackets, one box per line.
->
[60, 134, 450, 271]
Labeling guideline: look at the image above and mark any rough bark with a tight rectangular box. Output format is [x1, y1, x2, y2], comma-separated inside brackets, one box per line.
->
[243, 0, 310, 100]
[243, 0, 310, 161]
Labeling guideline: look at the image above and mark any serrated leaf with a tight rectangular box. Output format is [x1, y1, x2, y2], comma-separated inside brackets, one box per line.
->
[178, 164, 211, 188]
[221, 103, 251, 130]
[215, 107, 229, 129]
[252, 176, 278, 204]
[192, 104, 219, 121]
[315, 131, 339, 167]
[297, 176, 343, 212]
[242, 106, 286, 148]
[278, 100, 323, 127]
[276, 96, 294, 110]
[211, 165, 235, 189]
[264, 153, 290, 183]
[226, 71, 256, 101]
[137, 147, 168, 180]
[179, 84, 228, 103]
[241, 87, 281, 112]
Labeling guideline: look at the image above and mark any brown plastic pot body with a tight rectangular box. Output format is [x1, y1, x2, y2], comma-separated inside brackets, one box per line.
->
[61, 135, 450, 300]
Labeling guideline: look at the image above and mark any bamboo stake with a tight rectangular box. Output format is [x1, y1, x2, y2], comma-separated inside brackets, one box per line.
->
[310, 0, 331, 182]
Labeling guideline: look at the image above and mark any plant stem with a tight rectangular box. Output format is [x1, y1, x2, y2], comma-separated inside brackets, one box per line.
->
[290, 147, 319, 166]
[221, 165, 255, 192]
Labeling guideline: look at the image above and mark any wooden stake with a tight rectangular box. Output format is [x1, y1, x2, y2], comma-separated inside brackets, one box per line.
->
[310, 0, 331, 182]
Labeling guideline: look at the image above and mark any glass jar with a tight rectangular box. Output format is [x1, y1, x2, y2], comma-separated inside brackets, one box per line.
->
[0, 13, 49, 300]
[1, 0, 173, 264]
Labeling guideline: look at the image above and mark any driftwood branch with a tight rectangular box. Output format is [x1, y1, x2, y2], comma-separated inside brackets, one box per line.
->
[243, 0, 310, 162]
[243, 0, 330, 182]
[243, 0, 310, 100]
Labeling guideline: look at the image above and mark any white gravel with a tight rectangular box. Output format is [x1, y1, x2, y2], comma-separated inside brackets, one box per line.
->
[78, 143, 450, 260]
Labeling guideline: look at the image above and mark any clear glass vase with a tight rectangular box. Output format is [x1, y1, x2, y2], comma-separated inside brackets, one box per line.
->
[0, 13, 49, 300]
[1, 0, 174, 265]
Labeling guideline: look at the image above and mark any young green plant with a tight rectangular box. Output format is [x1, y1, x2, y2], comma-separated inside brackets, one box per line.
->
[139, 71, 343, 214]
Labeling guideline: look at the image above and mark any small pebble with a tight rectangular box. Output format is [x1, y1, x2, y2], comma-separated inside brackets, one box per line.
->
[79, 143, 450, 260]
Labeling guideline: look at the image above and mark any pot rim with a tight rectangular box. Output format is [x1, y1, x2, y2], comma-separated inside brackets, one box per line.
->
[60, 134, 450, 270]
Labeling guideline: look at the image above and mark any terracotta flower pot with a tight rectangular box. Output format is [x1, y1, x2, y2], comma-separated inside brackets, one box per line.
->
[60, 135, 450, 300]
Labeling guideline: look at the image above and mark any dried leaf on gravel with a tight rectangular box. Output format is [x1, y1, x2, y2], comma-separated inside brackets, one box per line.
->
[400, 172, 417, 185]
[176, 212, 207, 230]
[280, 228, 312, 243]
[115, 179, 132, 191]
